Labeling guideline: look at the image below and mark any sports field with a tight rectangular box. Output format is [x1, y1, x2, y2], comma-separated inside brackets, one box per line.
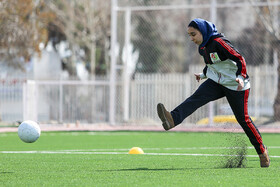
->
[1, 131, 280, 186]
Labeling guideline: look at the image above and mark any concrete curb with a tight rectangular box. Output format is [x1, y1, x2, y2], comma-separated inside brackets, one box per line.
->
[1, 124, 280, 133]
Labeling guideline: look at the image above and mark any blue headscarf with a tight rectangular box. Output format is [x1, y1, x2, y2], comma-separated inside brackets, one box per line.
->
[189, 18, 219, 47]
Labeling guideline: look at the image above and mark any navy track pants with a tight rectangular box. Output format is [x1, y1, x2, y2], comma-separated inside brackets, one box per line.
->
[171, 79, 265, 154]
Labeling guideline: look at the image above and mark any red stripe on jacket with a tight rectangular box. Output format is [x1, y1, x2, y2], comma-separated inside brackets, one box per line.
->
[214, 38, 247, 78]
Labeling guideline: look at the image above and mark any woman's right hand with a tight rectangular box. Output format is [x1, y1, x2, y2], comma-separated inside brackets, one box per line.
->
[194, 73, 201, 82]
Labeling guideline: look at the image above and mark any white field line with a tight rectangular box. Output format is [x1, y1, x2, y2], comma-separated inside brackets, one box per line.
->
[0, 132, 146, 137]
[0, 151, 126, 155]
[58, 146, 280, 152]
[43, 132, 147, 136]
[1, 150, 280, 158]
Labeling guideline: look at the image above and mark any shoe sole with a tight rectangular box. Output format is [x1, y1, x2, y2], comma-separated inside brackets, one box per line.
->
[157, 103, 171, 131]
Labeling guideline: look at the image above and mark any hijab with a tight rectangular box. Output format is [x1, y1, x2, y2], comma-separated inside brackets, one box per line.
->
[188, 18, 219, 47]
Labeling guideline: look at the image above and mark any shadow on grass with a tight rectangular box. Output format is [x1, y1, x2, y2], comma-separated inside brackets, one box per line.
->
[96, 168, 197, 171]
[97, 168, 186, 172]
[0, 172, 14, 174]
[96, 167, 250, 172]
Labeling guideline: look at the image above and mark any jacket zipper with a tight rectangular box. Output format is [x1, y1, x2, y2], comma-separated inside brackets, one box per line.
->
[218, 73, 221, 83]
[201, 47, 210, 64]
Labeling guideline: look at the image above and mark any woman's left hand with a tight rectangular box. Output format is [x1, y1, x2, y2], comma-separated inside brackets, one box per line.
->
[236, 78, 244, 91]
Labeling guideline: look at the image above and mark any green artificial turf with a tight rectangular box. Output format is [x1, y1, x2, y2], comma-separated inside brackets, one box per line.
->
[1, 131, 280, 186]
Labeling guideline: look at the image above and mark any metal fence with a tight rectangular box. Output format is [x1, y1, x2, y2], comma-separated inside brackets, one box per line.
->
[129, 64, 278, 125]
[0, 64, 277, 125]
[20, 64, 276, 125]
[22, 80, 110, 124]
[0, 77, 26, 122]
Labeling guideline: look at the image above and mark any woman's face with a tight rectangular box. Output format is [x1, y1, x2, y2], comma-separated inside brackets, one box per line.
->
[187, 27, 203, 45]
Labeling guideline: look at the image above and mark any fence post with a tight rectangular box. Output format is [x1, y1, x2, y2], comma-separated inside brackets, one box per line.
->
[23, 80, 38, 122]
[253, 66, 260, 117]
[109, 0, 118, 125]
[23, 81, 27, 121]
[59, 80, 63, 123]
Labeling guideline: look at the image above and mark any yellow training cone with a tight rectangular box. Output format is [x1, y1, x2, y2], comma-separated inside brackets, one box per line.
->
[129, 147, 144, 154]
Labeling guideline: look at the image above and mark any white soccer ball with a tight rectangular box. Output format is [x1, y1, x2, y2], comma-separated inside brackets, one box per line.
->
[18, 120, 41, 143]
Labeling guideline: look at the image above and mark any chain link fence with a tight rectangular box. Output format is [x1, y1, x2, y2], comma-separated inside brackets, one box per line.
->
[116, 0, 279, 73]
[112, 0, 280, 125]
[2, 0, 280, 126]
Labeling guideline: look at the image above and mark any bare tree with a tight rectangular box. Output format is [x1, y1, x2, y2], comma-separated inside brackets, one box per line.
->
[250, 0, 280, 120]
[46, 0, 111, 77]
[0, 0, 54, 70]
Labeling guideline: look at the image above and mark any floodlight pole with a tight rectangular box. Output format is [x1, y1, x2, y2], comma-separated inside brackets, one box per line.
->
[208, 0, 217, 126]
[123, 9, 131, 122]
[109, 0, 118, 125]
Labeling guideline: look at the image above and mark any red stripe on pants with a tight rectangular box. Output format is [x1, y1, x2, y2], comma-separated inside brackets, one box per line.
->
[244, 89, 265, 153]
